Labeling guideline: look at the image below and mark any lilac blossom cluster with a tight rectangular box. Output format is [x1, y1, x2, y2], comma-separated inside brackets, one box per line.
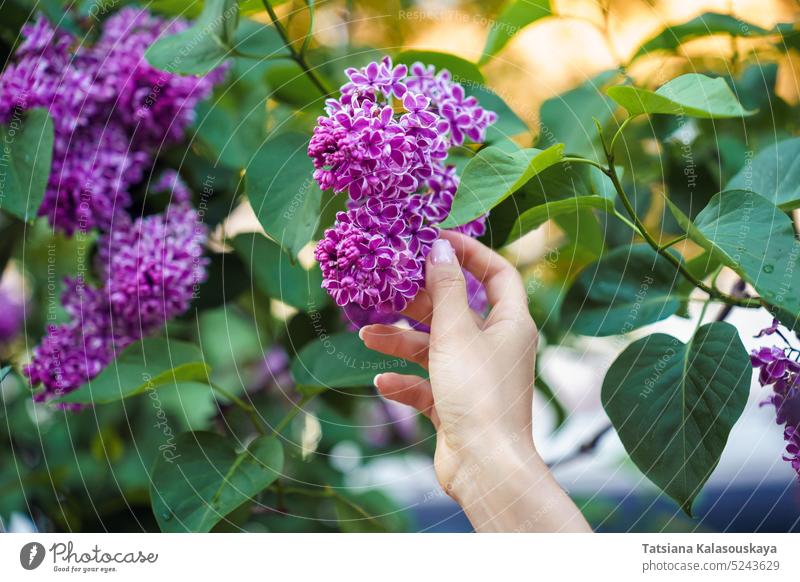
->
[311, 57, 496, 318]
[751, 319, 800, 479]
[24, 172, 208, 403]
[0, 10, 226, 234]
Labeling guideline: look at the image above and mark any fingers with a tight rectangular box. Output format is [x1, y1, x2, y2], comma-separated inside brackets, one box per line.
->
[424, 238, 477, 337]
[359, 324, 429, 368]
[374, 373, 438, 428]
[439, 230, 529, 322]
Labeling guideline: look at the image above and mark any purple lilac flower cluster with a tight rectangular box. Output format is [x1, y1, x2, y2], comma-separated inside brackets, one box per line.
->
[24, 172, 208, 403]
[311, 57, 496, 316]
[751, 319, 800, 479]
[0, 10, 226, 234]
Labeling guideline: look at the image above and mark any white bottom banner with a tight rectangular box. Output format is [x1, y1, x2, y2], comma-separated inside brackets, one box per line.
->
[1, 533, 798, 581]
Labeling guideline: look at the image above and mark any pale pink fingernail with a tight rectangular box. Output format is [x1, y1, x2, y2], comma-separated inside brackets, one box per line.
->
[373, 374, 383, 388]
[431, 238, 455, 265]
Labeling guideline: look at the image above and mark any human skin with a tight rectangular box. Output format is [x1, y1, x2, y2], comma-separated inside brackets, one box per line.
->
[359, 230, 591, 532]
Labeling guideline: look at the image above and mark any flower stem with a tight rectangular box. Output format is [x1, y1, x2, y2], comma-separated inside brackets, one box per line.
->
[271, 392, 318, 436]
[210, 383, 266, 435]
[260, 0, 333, 97]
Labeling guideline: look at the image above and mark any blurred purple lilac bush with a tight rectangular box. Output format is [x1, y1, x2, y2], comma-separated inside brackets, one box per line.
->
[0, 0, 798, 533]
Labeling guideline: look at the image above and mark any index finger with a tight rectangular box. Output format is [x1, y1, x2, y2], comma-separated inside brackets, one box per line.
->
[438, 230, 528, 319]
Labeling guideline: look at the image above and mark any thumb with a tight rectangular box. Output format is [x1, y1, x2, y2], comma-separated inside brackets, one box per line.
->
[425, 238, 475, 336]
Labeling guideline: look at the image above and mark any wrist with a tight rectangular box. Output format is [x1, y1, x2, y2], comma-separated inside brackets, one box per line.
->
[441, 435, 591, 532]
[442, 432, 544, 503]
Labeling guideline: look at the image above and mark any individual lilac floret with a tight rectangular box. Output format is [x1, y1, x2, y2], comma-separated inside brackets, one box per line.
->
[0, 11, 224, 234]
[751, 322, 800, 480]
[24, 174, 208, 402]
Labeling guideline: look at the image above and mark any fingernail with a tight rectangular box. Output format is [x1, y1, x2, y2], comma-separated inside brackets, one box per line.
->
[431, 238, 455, 265]
[358, 326, 367, 340]
[373, 373, 382, 388]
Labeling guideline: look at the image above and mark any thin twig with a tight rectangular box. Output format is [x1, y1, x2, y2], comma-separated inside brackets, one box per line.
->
[260, 0, 332, 97]
[597, 123, 761, 309]
[548, 424, 613, 469]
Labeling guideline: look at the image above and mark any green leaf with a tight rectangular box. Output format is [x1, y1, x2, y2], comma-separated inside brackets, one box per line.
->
[462, 84, 528, 142]
[334, 489, 407, 532]
[441, 144, 564, 228]
[291, 332, 426, 390]
[145, 0, 239, 75]
[396, 50, 483, 84]
[668, 190, 800, 328]
[0, 108, 53, 222]
[194, 97, 265, 170]
[727, 137, 800, 210]
[607, 74, 755, 119]
[151, 432, 284, 532]
[602, 322, 750, 515]
[508, 196, 616, 244]
[246, 132, 322, 258]
[264, 60, 327, 109]
[537, 70, 618, 159]
[562, 244, 681, 336]
[232, 233, 327, 311]
[482, 159, 615, 247]
[633, 13, 769, 60]
[480, 0, 552, 64]
[54, 339, 210, 405]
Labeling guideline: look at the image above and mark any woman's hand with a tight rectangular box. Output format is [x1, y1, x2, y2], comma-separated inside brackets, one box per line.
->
[360, 230, 591, 532]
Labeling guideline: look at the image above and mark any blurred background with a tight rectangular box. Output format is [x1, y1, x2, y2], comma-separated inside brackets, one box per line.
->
[1, 0, 799, 533]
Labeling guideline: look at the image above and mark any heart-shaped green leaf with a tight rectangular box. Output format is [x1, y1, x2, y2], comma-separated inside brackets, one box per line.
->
[146, 0, 238, 75]
[479, 0, 552, 64]
[246, 132, 322, 258]
[607, 74, 755, 118]
[667, 189, 800, 329]
[728, 137, 800, 210]
[232, 233, 327, 311]
[291, 332, 426, 391]
[55, 339, 210, 405]
[602, 322, 750, 515]
[150, 432, 284, 532]
[441, 144, 564, 228]
[0, 108, 53, 222]
[562, 244, 682, 336]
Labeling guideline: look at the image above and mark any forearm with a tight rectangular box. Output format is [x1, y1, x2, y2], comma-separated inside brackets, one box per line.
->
[449, 447, 592, 533]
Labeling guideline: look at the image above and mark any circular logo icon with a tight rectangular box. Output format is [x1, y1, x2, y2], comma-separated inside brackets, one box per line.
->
[20, 542, 46, 570]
